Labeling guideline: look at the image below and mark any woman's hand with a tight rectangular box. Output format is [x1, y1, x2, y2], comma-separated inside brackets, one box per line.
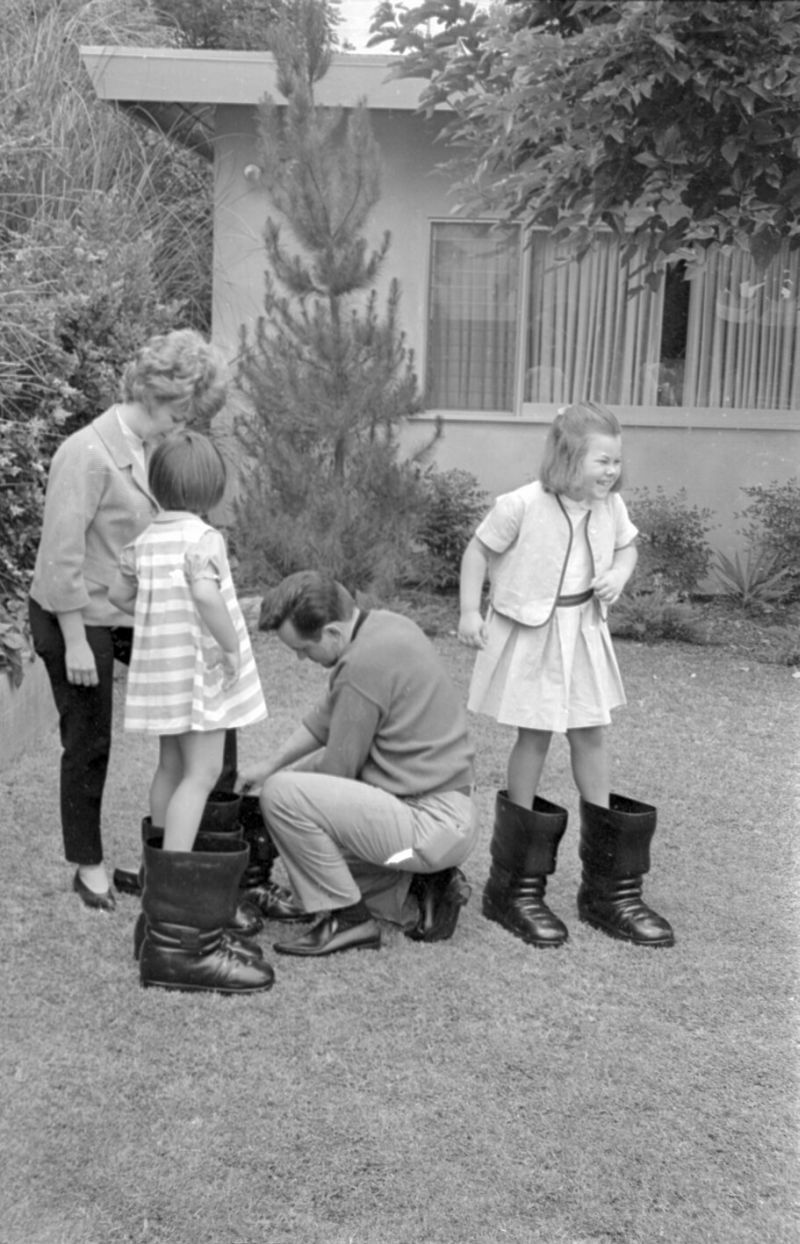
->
[64, 638, 99, 686]
[458, 609, 488, 649]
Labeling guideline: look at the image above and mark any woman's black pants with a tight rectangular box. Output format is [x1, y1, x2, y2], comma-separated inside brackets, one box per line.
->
[28, 598, 237, 866]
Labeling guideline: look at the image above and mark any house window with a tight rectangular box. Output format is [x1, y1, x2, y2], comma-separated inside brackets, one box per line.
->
[526, 232, 664, 406]
[525, 233, 800, 410]
[683, 244, 800, 409]
[427, 221, 520, 411]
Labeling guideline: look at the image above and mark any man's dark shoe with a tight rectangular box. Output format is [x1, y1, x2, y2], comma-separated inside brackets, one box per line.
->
[113, 867, 142, 896]
[242, 881, 309, 922]
[273, 912, 381, 957]
[405, 867, 472, 943]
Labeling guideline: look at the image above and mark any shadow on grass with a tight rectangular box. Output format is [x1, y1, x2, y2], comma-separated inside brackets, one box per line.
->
[2, 616, 798, 1244]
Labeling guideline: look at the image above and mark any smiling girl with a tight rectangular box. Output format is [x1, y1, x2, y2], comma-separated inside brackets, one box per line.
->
[458, 401, 674, 950]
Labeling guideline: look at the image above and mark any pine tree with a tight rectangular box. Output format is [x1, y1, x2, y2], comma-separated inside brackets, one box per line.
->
[235, 0, 433, 593]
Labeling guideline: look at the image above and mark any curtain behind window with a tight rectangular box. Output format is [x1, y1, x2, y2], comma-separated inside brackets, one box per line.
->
[427, 222, 520, 410]
[683, 243, 800, 409]
[526, 234, 664, 406]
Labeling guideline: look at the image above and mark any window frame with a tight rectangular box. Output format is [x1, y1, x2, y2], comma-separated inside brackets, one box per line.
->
[422, 220, 800, 432]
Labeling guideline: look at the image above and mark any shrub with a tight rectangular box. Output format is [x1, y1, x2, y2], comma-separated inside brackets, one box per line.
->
[232, 443, 427, 597]
[626, 486, 715, 595]
[736, 478, 800, 597]
[415, 467, 490, 591]
[712, 547, 795, 610]
[0, 413, 65, 598]
[608, 587, 709, 646]
[0, 198, 184, 426]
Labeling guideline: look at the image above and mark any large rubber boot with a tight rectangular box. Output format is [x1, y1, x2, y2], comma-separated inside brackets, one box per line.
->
[199, 788, 242, 834]
[482, 791, 569, 947]
[116, 791, 247, 897]
[237, 793, 306, 922]
[578, 795, 675, 947]
[133, 824, 264, 964]
[113, 815, 154, 896]
[139, 838, 275, 993]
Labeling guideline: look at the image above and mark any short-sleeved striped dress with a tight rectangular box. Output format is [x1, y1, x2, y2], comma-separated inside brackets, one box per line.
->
[120, 513, 267, 735]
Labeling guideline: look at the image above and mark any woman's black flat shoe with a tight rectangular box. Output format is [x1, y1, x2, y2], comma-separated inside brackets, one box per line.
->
[73, 871, 116, 912]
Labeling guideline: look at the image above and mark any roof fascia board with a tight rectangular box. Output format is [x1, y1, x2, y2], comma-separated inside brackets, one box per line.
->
[79, 46, 435, 110]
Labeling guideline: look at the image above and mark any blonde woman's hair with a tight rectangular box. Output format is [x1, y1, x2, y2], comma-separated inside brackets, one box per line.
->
[120, 329, 229, 426]
[539, 401, 623, 495]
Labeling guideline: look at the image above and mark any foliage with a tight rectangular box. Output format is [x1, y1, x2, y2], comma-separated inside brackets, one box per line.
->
[1, 199, 185, 426]
[415, 467, 489, 591]
[608, 585, 709, 646]
[0, 0, 214, 677]
[736, 476, 800, 593]
[153, 0, 281, 47]
[232, 441, 428, 595]
[626, 486, 715, 595]
[234, 0, 433, 595]
[372, 0, 800, 274]
[712, 547, 795, 610]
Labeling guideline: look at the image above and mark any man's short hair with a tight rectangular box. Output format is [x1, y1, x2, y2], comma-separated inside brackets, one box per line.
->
[258, 571, 355, 638]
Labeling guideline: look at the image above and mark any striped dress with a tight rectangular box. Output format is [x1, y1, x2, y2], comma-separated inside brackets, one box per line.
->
[119, 513, 267, 735]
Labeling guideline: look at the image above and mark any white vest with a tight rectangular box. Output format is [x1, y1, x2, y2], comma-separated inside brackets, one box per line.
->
[477, 481, 638, 627]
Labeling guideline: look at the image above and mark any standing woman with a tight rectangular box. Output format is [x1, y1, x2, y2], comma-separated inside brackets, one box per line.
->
[28, 329, 230, 910]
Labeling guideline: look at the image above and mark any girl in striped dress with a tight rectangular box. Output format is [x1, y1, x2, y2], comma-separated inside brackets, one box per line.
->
[109, 432, 267, 853]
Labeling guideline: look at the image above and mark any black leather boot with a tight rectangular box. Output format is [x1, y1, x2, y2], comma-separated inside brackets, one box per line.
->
[578, 795, 675, 947]
[482, 791, 569, 947]
[113, 815, 155, 896]
[238, 793, 307, 922]
[199, 788, 242, 834]
[139, 838, 275, 993]
[133, 825, 264, 963]
[116, 792, 248, 896]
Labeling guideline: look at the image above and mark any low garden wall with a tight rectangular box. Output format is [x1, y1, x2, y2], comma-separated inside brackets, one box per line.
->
[0, 658, 57, 772]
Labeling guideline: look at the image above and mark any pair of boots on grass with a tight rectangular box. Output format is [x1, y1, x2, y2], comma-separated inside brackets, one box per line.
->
[122, 791, 304, 995]
[483, 789, 674, 948]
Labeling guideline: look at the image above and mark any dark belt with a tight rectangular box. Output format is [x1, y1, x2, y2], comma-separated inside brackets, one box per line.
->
[555, 588, 594, 607]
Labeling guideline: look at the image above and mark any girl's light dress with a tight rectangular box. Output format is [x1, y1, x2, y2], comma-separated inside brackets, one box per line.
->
[468, 495, 627, 731]
[120, 513, 267, 735]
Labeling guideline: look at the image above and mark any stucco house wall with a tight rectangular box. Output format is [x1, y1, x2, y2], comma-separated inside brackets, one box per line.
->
[81, 47, 799, 564]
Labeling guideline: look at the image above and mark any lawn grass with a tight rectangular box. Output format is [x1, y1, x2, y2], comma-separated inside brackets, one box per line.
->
[2, 606, 798, 1244]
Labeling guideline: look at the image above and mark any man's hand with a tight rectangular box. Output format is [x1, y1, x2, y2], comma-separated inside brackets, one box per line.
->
[236, 762, 270, 794]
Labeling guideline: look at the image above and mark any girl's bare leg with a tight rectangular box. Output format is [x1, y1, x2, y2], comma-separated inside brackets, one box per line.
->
[567, 725, 609, 807]
[162, 730, 226, 852]
[150, 735, 183, 828]
[507, 728, 552, 808]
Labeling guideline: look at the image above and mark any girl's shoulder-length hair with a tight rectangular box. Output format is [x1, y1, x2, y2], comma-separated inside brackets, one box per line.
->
[539, 401, 624, 495]
[148, 430, 227, 513]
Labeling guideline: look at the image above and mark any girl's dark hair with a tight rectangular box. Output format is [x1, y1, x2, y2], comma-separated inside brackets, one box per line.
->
[539, 401, 624, 494]
[147, 431, 227, 514]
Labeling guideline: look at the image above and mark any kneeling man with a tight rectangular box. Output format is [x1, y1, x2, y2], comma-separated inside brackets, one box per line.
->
[238, 571, 478, 956]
